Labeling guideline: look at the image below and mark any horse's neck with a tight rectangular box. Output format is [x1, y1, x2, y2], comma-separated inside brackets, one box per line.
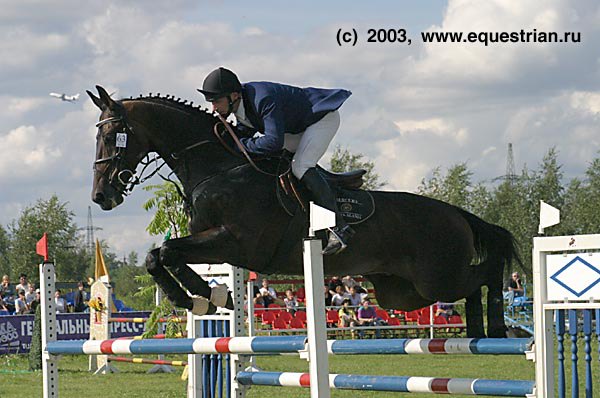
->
[128, 101, 242, 194]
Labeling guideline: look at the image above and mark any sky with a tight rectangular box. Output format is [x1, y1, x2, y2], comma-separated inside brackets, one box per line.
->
[1, 0, 599, 261]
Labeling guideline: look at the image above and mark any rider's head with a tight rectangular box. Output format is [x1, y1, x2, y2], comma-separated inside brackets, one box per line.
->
[198, 67, 242, 117]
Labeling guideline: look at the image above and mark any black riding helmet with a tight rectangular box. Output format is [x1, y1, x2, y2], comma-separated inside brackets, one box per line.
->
[197, 67, 242, 102]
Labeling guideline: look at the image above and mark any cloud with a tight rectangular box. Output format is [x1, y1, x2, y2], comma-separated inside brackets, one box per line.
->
[3, 0, 600, 259]
[0, 125, 62, 179]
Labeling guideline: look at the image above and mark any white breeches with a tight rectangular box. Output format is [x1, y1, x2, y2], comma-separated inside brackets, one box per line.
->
[283, 110, 340, 179]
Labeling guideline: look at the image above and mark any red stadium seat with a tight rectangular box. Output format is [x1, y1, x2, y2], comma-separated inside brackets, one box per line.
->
[295, 310, 307, 323]
[261, 311, 276, 327]
[296, 287, 306, 303]
[278, 311, 293, 325]
[272, 317, 288, 330]
[290, 317, 305, 329]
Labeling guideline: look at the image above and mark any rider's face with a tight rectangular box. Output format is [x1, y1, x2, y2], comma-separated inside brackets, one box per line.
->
[211, 92, 241, 117]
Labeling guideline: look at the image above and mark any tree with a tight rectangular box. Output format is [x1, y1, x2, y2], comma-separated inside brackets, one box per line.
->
[8, 195, 83, 282]
[0, 225, 10, 277]
[329, 145, 386, 190]
[143, 183, 189, 238]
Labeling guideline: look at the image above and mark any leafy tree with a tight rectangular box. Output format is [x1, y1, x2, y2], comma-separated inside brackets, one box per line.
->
[143, 183, 189, 238]
[417, 163, 480, 213]
[329, 145, 386, 190]
[8, 195, 83, 282]
[0, 225, 10, 277]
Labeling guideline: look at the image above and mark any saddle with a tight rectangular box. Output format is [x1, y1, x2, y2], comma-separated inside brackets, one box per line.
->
[277, 165, 375, 225]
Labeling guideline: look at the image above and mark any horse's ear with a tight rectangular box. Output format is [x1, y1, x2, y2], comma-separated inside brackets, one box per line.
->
[87, 90, 105, 110]
[96, 85, 118, 110]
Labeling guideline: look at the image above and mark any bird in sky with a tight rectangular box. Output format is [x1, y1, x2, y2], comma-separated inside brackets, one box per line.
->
[49, 92, 80, 102]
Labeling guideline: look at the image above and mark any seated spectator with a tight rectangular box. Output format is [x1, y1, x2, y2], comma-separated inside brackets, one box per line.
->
[338, 298, 358, 338]
[0, 293, 9, 313]
[259, 280, 283, 305]
[74, 281, 88, 312]
[283, 289, 298, 314]
[55, 289, 67, 313]
[16, 273, 31, 295]
[342, 275, 358, 292]
[0, 275, 14, 303]
[15, 290, 30, 315]
[25, 284, 36, 305]
[503, 272, 524, 306]
[331, 285, 350, 307]
[30, 289, 41, 313]
[328, 276, 344, 297]
[357, 299, 386, 338]
[435, 302, 457, 319]
[324, 285, 333, 307]
[253, 291, 267, 306]
[348, 285, 366, 306]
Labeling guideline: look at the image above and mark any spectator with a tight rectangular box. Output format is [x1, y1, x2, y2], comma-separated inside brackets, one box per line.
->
[0, 275, 14, 302]
[347, 285, 366, 307]
[55, 289, 67, 313]
[259, 280, 278, 302]
[283, 289, 298, 314]
[324, 285, 332, 307]
[25, 284, 36, 305]
[15, 290, 30, 314]
[338, 298, 358, 338]
[503, 272, 524, 306]
[74, 281, 88, 312]
[16, 273, 31, 294]
[253, 291, 267, 306]
[0, 292, 9, 313]
[435, 302, 456, 319]
[328, 276, 344, 297]
[331, 285, 350, 307]
[30, 289, 41, 313]
[357, 299, 385, 338]
[342, 275, 358, 292]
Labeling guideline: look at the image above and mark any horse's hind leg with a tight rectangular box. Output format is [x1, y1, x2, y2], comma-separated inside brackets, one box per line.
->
[465, 289, 485, 338]
[485, 260, 508, 338]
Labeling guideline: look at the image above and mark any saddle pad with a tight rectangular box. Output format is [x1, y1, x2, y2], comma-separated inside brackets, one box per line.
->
[335, 188, 375, 225]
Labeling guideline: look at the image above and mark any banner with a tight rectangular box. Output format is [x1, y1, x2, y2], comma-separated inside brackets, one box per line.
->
[0, 311, 151, 355]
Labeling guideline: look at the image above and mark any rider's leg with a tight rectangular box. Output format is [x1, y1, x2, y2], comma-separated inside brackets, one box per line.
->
[291, 111, 354, 255]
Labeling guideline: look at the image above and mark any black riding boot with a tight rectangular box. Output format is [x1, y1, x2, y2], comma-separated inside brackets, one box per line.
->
[300, 167, 354, 255]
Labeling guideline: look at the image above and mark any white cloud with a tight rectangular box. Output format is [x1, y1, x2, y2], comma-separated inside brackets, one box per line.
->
[2, 0, 600, 260]
[394, 118, 468, 144]
[0, 125, 62, 179]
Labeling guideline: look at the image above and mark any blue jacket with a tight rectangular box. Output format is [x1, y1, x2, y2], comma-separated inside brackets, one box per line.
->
[237, 82, 351, 155]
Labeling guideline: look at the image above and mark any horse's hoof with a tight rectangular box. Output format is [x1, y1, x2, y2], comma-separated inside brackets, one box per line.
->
[191, 296, 210, 316]
[210, 284, 229, 308]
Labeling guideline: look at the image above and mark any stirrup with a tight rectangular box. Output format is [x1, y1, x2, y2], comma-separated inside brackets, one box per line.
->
[322, 226, 354, 256]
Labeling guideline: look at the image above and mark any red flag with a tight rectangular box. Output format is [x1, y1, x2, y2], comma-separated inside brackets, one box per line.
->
[36, 233, 48, 261]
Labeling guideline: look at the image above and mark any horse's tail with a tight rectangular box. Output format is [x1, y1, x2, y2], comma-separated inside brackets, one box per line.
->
[457, 209, 523, 274]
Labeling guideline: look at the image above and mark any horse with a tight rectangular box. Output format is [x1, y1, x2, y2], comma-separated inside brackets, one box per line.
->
[87, 85, 519, 338]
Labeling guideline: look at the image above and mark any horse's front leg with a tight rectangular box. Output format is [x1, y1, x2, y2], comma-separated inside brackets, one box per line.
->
[146, 226, 243, 315]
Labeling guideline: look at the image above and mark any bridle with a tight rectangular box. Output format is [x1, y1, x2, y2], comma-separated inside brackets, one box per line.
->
[93, 115, 174, 196]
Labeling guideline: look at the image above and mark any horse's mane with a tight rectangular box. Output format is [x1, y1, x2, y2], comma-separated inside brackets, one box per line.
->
[121, 94, 217, 122]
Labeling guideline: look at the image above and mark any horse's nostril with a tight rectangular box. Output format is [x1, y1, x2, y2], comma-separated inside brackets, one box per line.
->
[93, 192, 105, 204]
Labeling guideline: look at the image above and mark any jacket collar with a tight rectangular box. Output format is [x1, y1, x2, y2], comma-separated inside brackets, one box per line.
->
[241, 85, 264, 131]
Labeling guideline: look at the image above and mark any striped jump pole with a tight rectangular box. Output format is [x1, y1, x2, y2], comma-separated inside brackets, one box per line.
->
[107, 356, 187, 367]
[236, 372, 536, 397]
[46, 336, 308, 356]
[326, 338, 530, 355]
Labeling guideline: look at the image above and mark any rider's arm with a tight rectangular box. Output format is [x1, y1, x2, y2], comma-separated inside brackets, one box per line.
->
[239, 97, 284, 155]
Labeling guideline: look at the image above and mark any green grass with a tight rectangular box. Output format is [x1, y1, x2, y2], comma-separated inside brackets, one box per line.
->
[0, 338, 597, 398]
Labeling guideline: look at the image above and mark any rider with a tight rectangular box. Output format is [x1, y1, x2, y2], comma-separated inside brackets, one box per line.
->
[198, 67, 354, 255]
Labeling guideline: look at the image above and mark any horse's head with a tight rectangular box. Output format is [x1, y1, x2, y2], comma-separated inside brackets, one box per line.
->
[87, 85, 149, 210]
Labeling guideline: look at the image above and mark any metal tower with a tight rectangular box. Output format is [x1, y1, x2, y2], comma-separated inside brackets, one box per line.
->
[85, 206, 102, 254]
[505, 143, 517, 186]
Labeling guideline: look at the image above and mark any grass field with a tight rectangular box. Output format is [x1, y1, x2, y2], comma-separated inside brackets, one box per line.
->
[0, 338, 598, 397]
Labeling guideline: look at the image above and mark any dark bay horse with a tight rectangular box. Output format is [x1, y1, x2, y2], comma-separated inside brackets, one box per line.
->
[88, 85, 519, 338]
